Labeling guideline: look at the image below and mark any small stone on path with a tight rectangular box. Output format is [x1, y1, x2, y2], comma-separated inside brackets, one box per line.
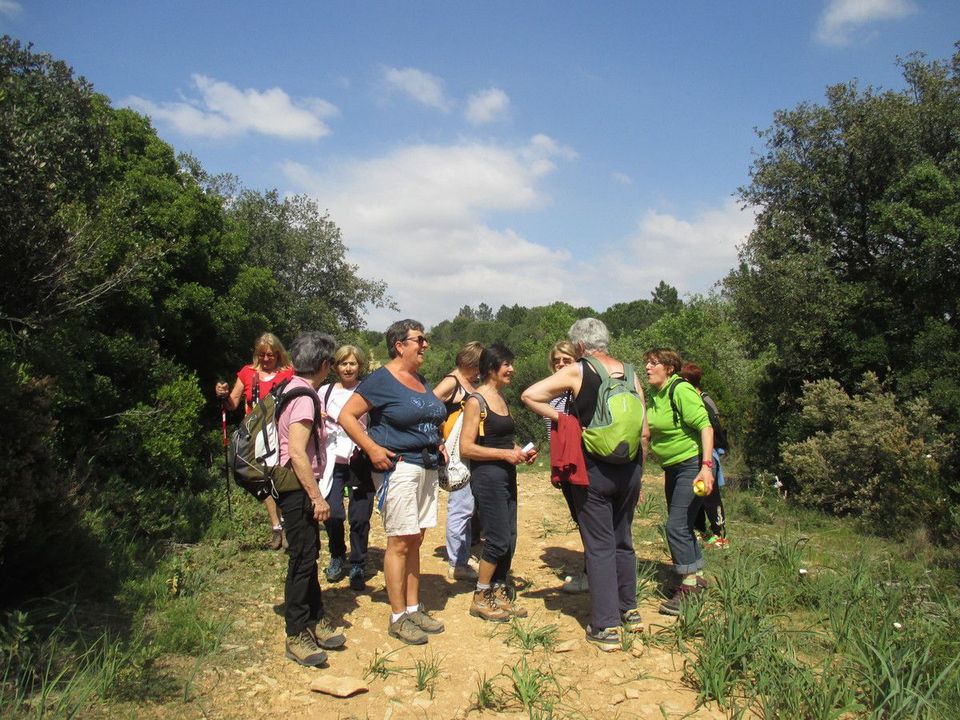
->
[309, 675, 368, 697]
[554, 639, 579, 653]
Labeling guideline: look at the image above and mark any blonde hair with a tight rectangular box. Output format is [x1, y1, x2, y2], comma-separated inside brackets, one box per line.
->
[334, 345, 368, 378]
[455, 341, 483, 371]
[548, 339, 578, 372]
[251, 332, 291, 370]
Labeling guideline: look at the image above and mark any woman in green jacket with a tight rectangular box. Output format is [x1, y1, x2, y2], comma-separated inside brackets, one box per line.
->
[644, 348, 714, 616]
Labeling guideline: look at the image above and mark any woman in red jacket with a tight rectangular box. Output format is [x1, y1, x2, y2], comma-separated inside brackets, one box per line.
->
[216, 332, 294, 549]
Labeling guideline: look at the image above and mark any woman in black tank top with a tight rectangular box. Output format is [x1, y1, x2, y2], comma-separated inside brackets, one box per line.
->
[459, 343, 538, 622]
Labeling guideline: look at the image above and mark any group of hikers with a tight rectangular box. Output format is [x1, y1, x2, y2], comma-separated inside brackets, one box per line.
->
[216, 317, 729, 668]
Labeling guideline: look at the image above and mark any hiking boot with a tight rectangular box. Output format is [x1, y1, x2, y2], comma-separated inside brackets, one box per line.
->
[349, 564, 365, 591]
[307, 617, 346, 650]
[388, 614, 428, 645]
[469, 589, 511, 623]
[495, 584, 528, 618]
[621, 608, 643, 632]
[586, 625, 621, 652]
[269, 526, 284, 551]
[285, 629, 327, 667]
[325, 556, 346, 583]
[406, 607, 445, 634]
[658, 583, 705, 616]
[562, 572, 589, 594]
[447, 564, 479, 581]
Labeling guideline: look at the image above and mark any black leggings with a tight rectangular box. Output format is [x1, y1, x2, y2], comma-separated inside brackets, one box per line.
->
[470, 461, 517, 585]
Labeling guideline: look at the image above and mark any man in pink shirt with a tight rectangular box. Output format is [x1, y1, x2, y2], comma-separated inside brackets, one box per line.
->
[277, 331, 347, 668]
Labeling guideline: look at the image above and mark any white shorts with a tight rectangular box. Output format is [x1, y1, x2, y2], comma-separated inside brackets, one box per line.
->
[374, 460, 438, 537]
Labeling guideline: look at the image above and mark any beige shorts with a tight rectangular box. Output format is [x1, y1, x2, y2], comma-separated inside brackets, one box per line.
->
[373, 460, 438, 537]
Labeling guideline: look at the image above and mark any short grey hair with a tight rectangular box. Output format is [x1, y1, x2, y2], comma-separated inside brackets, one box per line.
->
[568, 318, 609, 352]
[290, 332, 336, 375]
[385, 319, 424, 359]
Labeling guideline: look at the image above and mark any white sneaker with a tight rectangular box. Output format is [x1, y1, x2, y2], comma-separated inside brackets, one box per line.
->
[448, 564, 479, 581]
[562, 573, 589, 594]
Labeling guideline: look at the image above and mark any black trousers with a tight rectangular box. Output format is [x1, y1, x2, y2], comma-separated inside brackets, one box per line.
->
[471, 460, 517, 586]
[570, 456, 642, 630]
[324, 463, 375, 564]
[278, 489, 323, 636]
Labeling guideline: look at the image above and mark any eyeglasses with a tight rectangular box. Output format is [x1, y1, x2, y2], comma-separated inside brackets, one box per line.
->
[400, 335, 429, 346]
[644, 359, 663, 367]
[552, 356, 575, 367]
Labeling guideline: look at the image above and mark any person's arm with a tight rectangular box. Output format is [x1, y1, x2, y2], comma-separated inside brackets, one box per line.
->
[634, 374, 650, 465]
[339, 391, 396, 471]
[215, 377, 246, 412]
[288, 420, 330, 522]
[521, 363, 582, 419]
[459, 396, 527, 464]
[679, 386, 715, 494]
[432, 374, 458, 402]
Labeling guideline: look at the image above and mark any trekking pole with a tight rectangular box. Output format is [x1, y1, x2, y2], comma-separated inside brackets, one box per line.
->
[221, 399, 233, 519]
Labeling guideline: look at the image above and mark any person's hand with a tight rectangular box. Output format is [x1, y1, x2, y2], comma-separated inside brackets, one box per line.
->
[524, 447, 539, 465]
[505, 447, 528, 465]
[439, 444, 450, 465]
[215, 381, 229, 399]
[311, 496, 331, 522]
[694, 466, 714, 496]
[367, 444, 396, 471]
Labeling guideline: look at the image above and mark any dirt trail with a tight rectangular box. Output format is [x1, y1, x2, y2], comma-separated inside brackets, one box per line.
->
[186, 472, 724, 719]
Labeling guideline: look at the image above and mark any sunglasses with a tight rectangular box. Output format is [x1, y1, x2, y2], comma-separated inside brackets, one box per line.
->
[400, 335, 429, 346]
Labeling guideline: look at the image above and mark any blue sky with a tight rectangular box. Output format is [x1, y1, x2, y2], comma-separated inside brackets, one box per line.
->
[4, 1, 958, 328]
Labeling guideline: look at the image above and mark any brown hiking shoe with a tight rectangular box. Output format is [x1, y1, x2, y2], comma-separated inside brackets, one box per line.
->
[308, 617, 346, 650]
[285, 629, 327, 667]
[388, 614, 428, 645]
[407, 607, 444, 634]
[470, 588, 510, 623]
[495, 584, 528, 618]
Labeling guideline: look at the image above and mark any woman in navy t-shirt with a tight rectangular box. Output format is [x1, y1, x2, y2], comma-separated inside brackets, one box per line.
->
[339, 319, 447, 647]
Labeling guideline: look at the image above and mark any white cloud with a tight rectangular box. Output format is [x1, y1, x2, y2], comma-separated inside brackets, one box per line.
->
[612, 171, 633, 185]
[0, 0, 22, 18]
[381, 66, 451, 111]
[816, 0, 917, 46]
[465, 87, 511, 125]
[282, 135, 580, 327]
[584, 199, 757, 310]
[123, 74, 338, 140]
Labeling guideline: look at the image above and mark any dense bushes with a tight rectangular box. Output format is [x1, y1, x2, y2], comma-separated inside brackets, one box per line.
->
[781, 373, 955, 538]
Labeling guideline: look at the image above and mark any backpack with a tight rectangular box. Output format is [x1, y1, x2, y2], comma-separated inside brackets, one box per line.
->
[578, 357, 645, 464]
[229, 379, 322, 500]
[667, 380, 728, 451]
[439, 393, 487, 492]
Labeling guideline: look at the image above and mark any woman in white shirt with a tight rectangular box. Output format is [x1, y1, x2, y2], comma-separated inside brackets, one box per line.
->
[319, 345, 371, 591]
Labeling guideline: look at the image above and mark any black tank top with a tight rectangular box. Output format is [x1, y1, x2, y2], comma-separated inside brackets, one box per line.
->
[478, 406, 515, 450]
[571, 358, 600, 424]
[443, 375, 466, 416]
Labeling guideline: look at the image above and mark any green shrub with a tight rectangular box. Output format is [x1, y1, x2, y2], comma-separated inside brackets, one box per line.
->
[781, 373, 955, 538]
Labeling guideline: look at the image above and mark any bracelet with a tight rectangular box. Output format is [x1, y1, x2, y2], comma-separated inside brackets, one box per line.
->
[702, 459, 714, 468]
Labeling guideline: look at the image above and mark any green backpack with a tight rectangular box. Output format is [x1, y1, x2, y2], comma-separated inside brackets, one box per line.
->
[579, 356, 645, 464]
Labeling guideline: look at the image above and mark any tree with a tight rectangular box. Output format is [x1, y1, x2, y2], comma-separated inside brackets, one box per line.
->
[726, 45, 960, 466]
[230, 189, 393, 334]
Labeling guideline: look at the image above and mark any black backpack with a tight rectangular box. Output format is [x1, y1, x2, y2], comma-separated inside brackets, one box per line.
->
[229, 379, 322, 500]
[667, 380, 729, 452]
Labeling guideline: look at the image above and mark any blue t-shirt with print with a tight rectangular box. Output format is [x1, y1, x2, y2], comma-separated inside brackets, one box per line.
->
[356, 366, 446, 466]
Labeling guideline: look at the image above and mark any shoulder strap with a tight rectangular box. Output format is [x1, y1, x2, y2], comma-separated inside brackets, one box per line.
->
[667, 377, 688, 427]
[323, 383, 335, 407]
[467, 392, 488, 437]
[582, 355, 607, 380]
